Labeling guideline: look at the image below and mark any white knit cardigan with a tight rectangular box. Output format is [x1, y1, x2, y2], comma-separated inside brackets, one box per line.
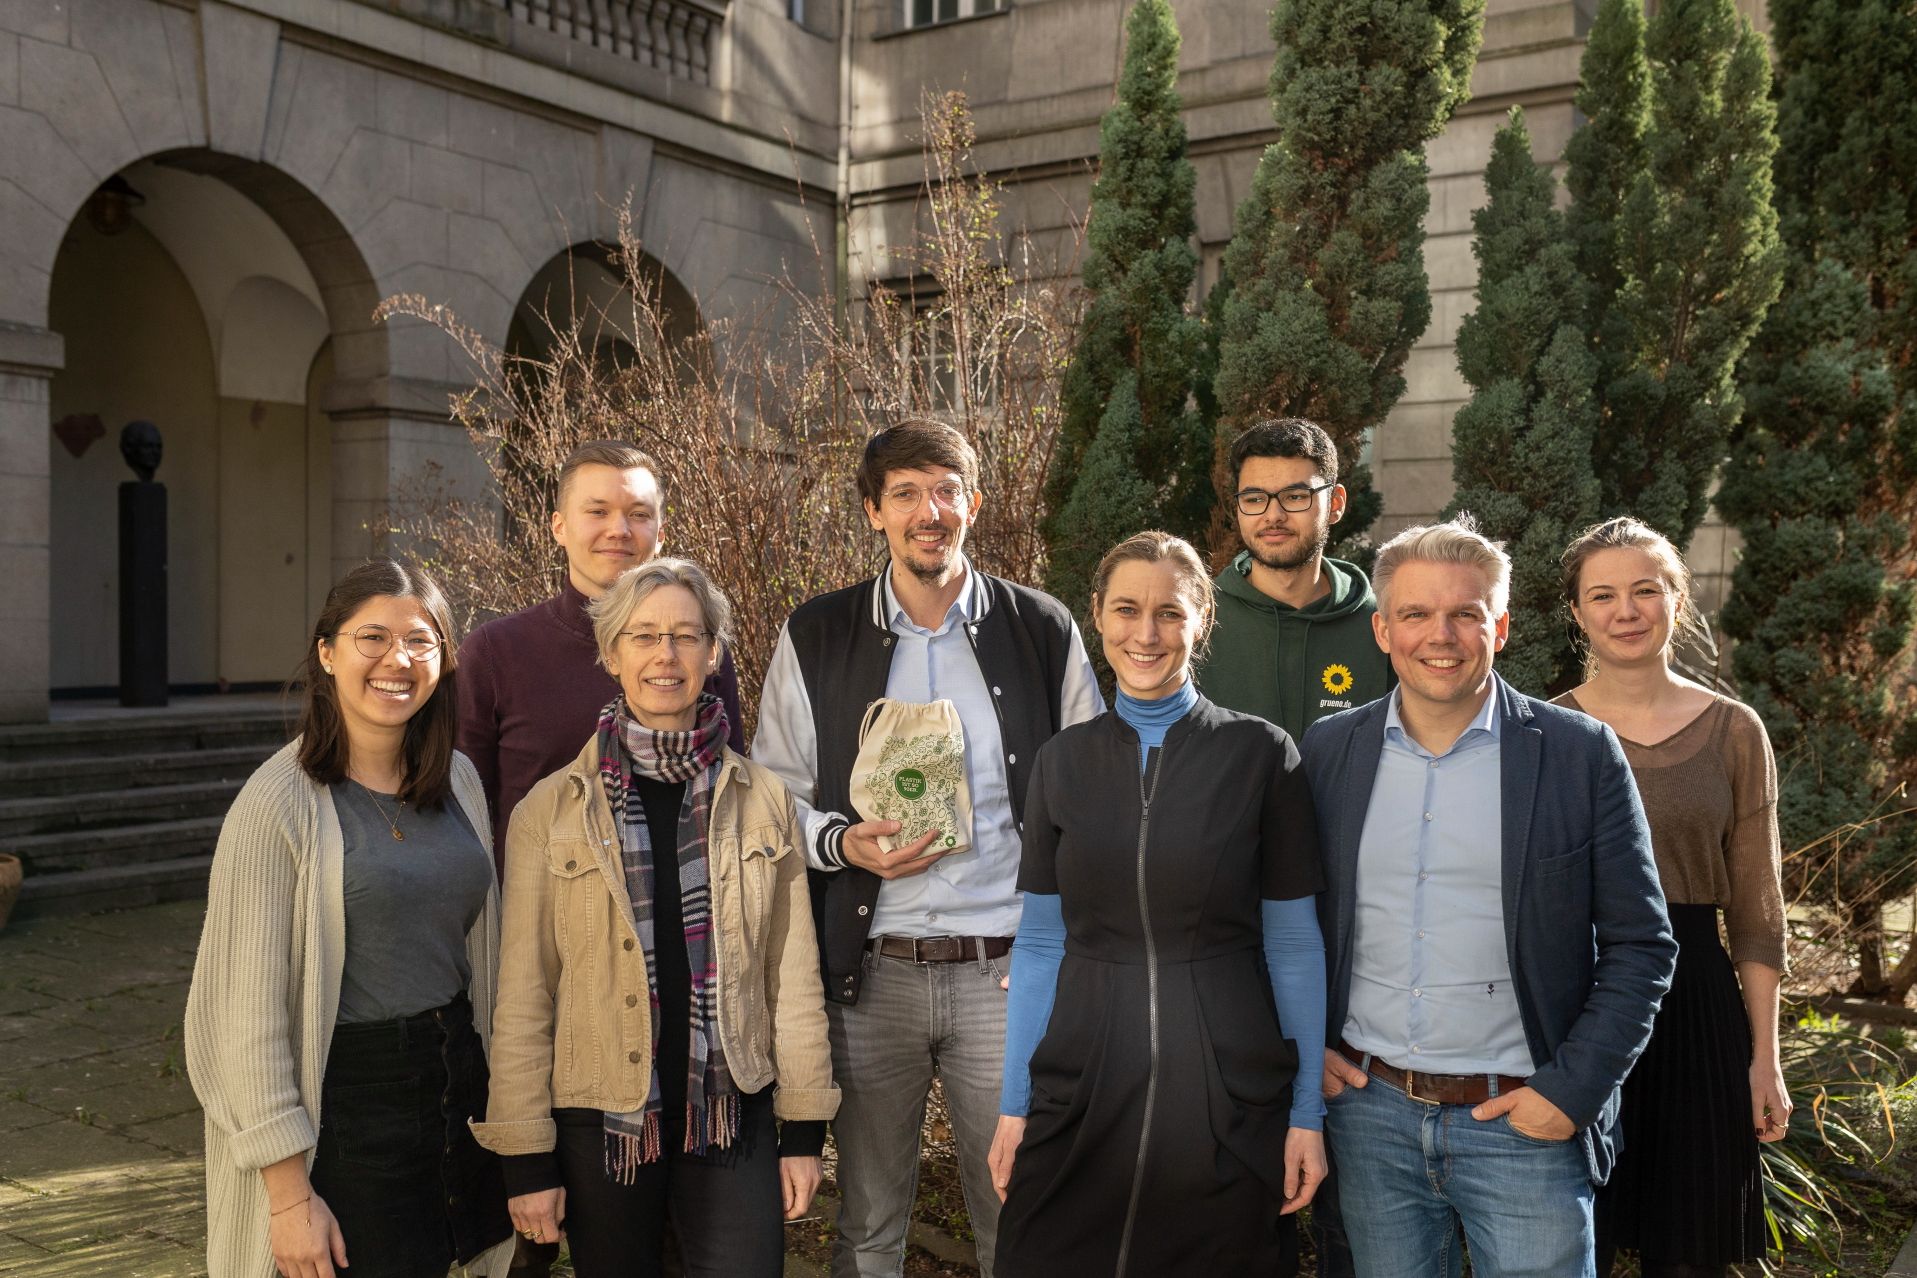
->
[184, 740, 516, 1278]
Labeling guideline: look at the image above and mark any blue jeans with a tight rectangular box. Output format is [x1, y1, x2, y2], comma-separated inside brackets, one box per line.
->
[825, 948, 1007, 1278]
[1325, 1071, 1595, 1278]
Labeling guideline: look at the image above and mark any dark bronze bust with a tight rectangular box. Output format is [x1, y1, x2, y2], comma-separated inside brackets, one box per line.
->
[120, 419, 163, 483]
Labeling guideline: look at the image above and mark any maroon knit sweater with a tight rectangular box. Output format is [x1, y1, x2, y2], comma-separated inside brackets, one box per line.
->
[456, 580, 746, 870]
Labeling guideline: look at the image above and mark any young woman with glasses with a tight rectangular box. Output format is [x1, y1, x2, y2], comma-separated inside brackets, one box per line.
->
[186, 558, 515, 1278]
[474, 557, 837, 1277]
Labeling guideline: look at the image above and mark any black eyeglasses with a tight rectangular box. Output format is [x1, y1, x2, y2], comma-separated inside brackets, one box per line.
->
[1235, 482, 1335, 516]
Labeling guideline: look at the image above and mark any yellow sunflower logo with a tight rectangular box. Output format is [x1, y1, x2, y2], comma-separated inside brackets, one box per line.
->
[1321, 663, 1355, 696]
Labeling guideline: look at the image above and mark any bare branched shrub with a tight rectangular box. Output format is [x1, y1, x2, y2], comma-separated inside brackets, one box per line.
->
[781, 90, 1084, 587]
[374, 91, 1083, 738]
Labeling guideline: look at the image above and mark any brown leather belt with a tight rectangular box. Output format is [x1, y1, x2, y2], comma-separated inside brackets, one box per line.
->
[868, 935, 1013, 964]
[1338, 1039, 1528, 1107]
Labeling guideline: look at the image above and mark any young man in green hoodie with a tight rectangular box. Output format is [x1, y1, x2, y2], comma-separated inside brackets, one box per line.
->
[1196, 417, 1393, 743]
[1196, 416, 1387, 1278]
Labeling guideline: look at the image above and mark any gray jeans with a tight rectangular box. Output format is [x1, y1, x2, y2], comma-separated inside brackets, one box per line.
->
[826, 947, 1007, 1278]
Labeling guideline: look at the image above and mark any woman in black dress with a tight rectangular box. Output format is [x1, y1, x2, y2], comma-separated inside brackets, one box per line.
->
[988, 531, 1328, 1277]
[1555, 518, 1789, 1278]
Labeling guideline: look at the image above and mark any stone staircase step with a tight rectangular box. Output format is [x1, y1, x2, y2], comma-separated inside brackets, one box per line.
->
[12, 854, 214, 920]
[0, 702, 294, 916]
[4, 815, 228, 876]
[0, 779, 243, 840]
[0, 744, 273, 799]
[0, 709, 290, 764]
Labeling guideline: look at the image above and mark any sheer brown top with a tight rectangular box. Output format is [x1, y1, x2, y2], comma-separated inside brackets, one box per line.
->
[1554, 692, 1786, 971]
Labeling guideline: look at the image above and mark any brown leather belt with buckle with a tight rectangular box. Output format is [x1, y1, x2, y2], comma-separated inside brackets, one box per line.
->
[868, 935, 1014, 964]
[1338, 1039, 1528, 1107]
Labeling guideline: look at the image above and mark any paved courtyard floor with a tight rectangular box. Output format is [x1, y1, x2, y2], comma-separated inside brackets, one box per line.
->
[0, 901, 208, 1274]
[0, 902, 853, 1276]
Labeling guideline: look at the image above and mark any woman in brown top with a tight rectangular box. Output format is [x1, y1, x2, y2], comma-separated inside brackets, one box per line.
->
[1553, 517, 1789, 1278]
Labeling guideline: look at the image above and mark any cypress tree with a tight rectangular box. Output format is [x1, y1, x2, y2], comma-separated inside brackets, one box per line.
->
[1213, 0, 1485, 556]
[1718, 0, 1917, 995]
[1044, 0, 1208, 609]
[1047, 372, 1158, 630]
[1588, 0, 1783, 545]
[1445, 109, 1600, 696]
[1562, 0, 1649, 395]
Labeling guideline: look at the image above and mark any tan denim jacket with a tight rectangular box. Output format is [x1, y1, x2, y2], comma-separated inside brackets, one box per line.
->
[472, 738, 839, 1156]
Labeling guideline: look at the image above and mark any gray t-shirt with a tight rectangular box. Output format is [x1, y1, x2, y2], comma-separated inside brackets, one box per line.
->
[332, 780, 494, 1024]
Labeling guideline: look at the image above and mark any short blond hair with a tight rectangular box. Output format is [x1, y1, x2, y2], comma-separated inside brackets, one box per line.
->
[588, 557, 733, 671]
[1372, 515, 1511, 616]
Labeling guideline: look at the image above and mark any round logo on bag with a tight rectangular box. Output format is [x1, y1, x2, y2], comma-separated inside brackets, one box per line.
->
[894, 769, 927, 800]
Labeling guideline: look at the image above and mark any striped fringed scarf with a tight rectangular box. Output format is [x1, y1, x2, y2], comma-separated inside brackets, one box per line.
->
[595, 692, 737, 1181]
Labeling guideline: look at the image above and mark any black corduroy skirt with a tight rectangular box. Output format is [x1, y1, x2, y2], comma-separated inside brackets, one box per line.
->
[309, 993, 512, 1278]
[1601, 904, 1767, 1266]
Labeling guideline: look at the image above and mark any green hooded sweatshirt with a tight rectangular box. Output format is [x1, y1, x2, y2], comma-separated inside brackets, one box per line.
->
[1195, 551, 1395, 742]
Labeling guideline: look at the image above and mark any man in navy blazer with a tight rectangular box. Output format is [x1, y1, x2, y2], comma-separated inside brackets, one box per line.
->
[1300, 518, 1675, 1278]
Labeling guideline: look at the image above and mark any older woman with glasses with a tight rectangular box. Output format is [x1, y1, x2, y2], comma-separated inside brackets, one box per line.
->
[474, 557, 838, 1278]
[186, 558, 515, 1278]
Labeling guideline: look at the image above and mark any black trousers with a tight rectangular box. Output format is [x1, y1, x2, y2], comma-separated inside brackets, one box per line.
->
[309, 994, 511, 1278]
[555, 1089, 783, 1278]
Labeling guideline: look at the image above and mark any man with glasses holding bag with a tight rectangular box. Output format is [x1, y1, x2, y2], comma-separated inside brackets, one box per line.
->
[754, 420, 1100, 1278]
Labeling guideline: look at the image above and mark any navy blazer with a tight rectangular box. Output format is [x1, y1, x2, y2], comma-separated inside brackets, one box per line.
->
[1300, 675, 1676, 1184]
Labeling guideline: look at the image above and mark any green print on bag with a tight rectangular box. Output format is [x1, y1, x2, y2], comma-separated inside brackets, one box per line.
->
[869, 734, 965, 849]
[851, 697, 973, 857]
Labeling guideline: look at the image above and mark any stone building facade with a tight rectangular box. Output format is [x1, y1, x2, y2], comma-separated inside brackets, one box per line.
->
[0, 0, 1768, 721]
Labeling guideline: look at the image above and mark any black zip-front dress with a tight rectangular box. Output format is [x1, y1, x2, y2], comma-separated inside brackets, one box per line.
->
[995, 697, 1325, 1277]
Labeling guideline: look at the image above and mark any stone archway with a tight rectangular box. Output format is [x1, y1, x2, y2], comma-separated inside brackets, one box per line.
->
[505, 240, 703, 367]
[41, 150, 386, 698]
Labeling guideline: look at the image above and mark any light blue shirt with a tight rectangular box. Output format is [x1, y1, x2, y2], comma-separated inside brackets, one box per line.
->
[1343, 688, 1532, 1076]
[868, 563, 1023, 940]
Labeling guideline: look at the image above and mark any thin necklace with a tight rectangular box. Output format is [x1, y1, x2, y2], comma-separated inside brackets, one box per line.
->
[359, 783, 406, 841]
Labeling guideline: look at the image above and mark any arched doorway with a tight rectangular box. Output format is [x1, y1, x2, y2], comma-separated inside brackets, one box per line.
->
[505, 242, 702, 368]
[46, 153, 377, 696]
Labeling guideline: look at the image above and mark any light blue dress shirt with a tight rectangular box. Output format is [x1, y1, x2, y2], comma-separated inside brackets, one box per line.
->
[867, 564, 1023, 940]
[1343, 688, 1533, 1076]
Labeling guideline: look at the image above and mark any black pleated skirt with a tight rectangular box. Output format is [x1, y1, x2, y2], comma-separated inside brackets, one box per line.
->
[1601, 904, 1766, 1265]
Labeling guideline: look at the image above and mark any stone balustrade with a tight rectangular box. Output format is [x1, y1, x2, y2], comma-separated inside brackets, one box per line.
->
[491, 0, 728, 86]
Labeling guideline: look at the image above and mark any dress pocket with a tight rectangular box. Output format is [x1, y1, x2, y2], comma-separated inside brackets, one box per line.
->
[1197, 961, 1297, 1110]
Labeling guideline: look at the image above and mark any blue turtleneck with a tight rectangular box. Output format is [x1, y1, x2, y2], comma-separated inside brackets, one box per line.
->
[1116, 681, 1197, 769]
[1000, 678, 1328, 1131]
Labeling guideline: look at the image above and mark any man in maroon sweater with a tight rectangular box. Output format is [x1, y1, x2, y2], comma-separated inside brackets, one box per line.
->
[458, 439, 744, 874]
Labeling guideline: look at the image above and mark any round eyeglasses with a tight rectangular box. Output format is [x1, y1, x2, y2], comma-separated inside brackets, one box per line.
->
[329, 627, 442, 661]
[881, 481, 968, 514]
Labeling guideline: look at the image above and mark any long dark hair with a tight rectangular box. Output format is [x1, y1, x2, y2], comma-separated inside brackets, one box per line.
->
[294, 558, 460, 809]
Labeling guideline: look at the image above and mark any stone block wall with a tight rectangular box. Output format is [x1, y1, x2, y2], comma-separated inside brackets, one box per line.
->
[844, 0, 1767, 624]
[0, 0, 834, 717]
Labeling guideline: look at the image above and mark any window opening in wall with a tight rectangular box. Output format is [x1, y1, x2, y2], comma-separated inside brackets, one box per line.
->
[887, 289, 998, 411]
[905, 0, 1004, 30]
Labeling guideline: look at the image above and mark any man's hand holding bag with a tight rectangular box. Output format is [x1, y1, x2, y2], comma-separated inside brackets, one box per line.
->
[842, 698, 974, 880]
